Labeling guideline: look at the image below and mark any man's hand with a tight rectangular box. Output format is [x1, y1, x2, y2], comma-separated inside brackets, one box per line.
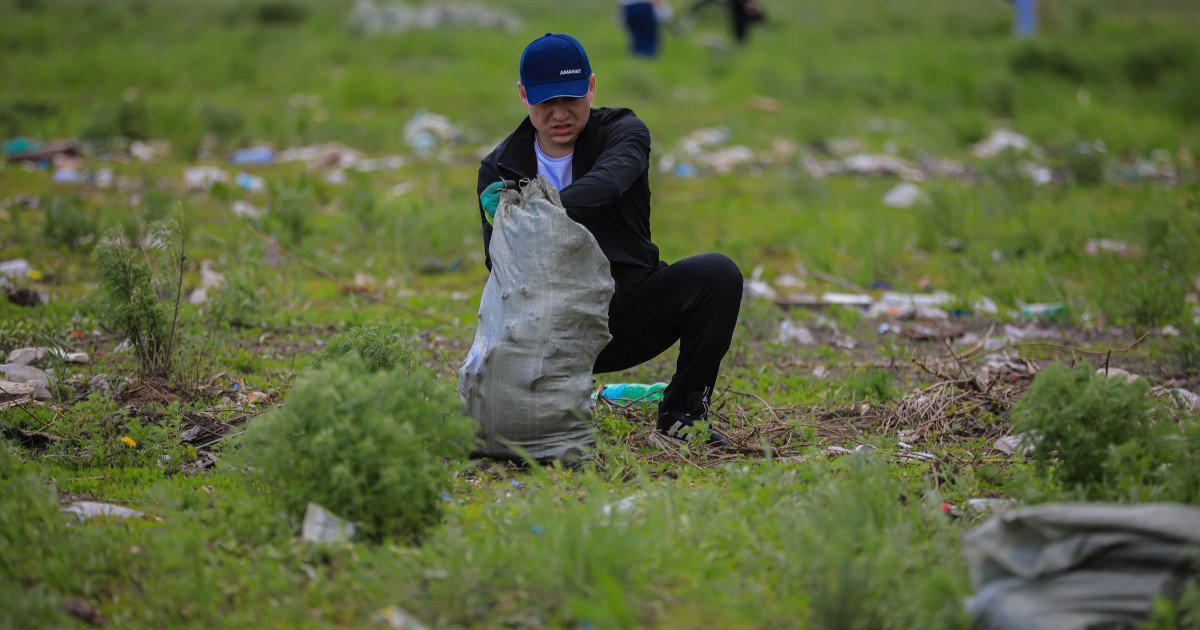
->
[480, 181, 504, 225]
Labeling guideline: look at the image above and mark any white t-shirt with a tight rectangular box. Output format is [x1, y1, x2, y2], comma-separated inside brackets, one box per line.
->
[535, 140, 573, 191]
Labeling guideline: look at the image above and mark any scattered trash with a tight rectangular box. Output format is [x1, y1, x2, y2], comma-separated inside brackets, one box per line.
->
[600, 493, 643, 519]
[52, 168, 87, 184]
[1158, 387, 1200, 413]
[231, 200, 263, 220]
[346, 0, 522, 35]
[280, 142, 363, 170]
[188, 288, 207, 305]
[228, 146, 275, 166]
[598, 382, 667, 406]
[964, 503, 1200, 630]
[993, 432, 1035, 456]
[970, 129, 1033, 159]
[965, 498, 1016, 515]
[62, 501, 145, 521]
[300, 502, 356, 542]
[742, 265, 777, 301]
[1084, 238, 1139, 258]
[235, 172, 266, 193]
[324, 169, 347, 185]
[867, 291, 956, 320]
[200, 260, 224, 289]
[403, 110, 459, 158]
[376, 606, 431, 630]
[1159, 325, 1181, 338]
[183, 166, 230, 191]
[882, 181, 923, 208]
[842, 153, 923, 180]
[6, 140, 81, 165]
[1019, 302, 1069, 324]
[776, 319, 815, 345]
[129, 139, 171, 162]
[2, 137, 41, 157]
[1098, 367, 1139, 383]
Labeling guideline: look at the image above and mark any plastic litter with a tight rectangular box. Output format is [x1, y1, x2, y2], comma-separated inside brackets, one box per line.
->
[993, 432, 1035, 455]
[882, 181, 922, 208]
[62, 501, 145, 521]
[183, 166, 230, 191]
[776, 319, 816, 345]
[377, 606, 430, 630]
[842, 153, 923, 180]
[1020, 303, 1069, 324]
[0, 259, 33, 284]
[742, 265, 777, 301]
[1098, 367, 1139, 383]
[346, 0, 522, 35]
[599, 382, 666, 406]
[300, 502, 356, 542]
[228, 146, 275, 166]
[867, 291, 956, 320]
[458, 177, 614, 462]
[52, 168, 87, 184]
[403, 110, 459, 158]
[231, 200, 263, 220]
[964, 502, 1200, 630]
[235, 172, 266, 193]
[2, 137, 41, 156]
[971, 130, 1033, 159]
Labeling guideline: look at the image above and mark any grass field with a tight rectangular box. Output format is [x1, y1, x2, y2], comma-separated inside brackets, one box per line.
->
[3, 0, 1200, 627]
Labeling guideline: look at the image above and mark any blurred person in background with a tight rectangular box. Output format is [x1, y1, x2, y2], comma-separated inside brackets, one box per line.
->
[475, 33, 743, 447]
[687, 0, 764, 44]
[617, 0, 673, 57]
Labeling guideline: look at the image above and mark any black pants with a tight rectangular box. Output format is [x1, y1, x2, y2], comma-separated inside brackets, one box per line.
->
[594, 253, 743, 416]
[623, 2, 660, 57]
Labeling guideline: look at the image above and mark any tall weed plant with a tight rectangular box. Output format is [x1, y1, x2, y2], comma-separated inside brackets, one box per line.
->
[92, 221, 184, 379]
[1012, 363, 1199, 503]
[236, 352, 476, 541]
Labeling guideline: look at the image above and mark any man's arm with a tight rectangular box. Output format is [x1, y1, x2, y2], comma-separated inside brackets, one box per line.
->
[559, 113, 650, 221]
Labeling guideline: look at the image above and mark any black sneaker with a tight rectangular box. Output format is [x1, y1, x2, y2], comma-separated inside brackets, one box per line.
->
[653, 411, 731, 448]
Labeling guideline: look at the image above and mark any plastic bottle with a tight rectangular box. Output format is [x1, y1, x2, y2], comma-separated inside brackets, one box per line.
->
[1021, 303, 1069, 325]
[600, 382, 667, 406]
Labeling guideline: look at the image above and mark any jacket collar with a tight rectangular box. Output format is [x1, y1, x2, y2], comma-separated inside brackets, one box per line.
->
[497, 112, 596, 181]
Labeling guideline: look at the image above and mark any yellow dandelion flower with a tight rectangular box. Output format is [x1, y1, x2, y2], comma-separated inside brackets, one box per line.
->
[120, 436, 137, 448]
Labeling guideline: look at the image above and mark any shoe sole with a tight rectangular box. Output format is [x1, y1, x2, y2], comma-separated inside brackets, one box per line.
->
[648, 430, 732, 449]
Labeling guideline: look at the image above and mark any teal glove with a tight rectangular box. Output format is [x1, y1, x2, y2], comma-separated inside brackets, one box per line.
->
[480, 181, 504, 225]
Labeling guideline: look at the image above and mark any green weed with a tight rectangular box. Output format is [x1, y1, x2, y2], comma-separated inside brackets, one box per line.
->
[1012, 363, 1200, 503]
[234, 352, 476, 541]
[311, 321, 417, 374]
[91, 220, 184, 379]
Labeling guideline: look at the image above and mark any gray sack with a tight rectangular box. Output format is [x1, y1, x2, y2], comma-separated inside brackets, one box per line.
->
[964, 502, 1200, 630]
[458, 177, 614, 461]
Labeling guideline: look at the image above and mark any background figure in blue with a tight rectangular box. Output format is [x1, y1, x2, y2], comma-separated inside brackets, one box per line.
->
[1012, 0, 1038, 37]
[619, 0, 672, 57]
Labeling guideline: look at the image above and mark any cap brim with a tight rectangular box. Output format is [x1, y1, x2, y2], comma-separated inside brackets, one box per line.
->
[525, 78, 589, 105]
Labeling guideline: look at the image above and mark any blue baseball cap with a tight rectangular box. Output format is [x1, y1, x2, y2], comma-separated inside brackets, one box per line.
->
[519, 33, 592, 105]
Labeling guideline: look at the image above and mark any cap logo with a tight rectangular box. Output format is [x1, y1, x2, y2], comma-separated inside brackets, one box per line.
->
[559, 69, 582, 75]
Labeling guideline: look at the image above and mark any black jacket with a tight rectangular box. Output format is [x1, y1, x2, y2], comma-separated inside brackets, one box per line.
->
[476, 107, 660, 275]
